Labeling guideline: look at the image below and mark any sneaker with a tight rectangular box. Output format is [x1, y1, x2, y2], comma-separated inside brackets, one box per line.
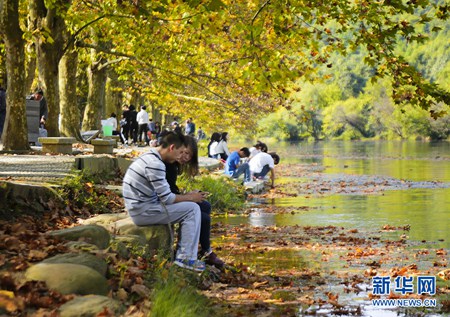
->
[203, 251, 225, 269]
[174, 258, 206, 272]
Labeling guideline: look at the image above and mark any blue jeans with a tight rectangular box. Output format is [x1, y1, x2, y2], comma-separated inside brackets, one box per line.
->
[197, 200, 212, 253]
[253, 164, 271, 178]
[231, 163, 250, 182]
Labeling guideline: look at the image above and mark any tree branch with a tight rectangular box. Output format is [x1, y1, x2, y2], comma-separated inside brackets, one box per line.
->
[76, 41, 136, 59]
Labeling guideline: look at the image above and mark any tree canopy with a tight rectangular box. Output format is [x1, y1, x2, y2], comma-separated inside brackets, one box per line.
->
[0, 0, 449, 149]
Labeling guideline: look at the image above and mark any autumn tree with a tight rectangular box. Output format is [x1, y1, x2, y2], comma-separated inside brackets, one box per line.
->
[1, 0, 449, 149]
[0, 0, 29, 150]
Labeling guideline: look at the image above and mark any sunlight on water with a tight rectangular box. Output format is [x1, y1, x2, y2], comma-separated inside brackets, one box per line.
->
[220, 141, 450, 248]
[215, 141, 448, 316]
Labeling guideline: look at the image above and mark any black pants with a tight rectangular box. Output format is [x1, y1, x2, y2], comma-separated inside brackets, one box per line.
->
[138, 124, 149, 144]
[130, 124, 139, 143]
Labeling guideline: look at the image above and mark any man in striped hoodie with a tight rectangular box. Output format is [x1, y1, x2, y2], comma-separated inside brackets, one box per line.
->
[122, 132, 207, 272]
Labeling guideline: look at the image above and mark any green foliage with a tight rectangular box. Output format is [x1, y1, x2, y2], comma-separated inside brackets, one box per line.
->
[57, 173, 110, 213]
[177, 175, 245, 213]
[257, 18, 450, 141]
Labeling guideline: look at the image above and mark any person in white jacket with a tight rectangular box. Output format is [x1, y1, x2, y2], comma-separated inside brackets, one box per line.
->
[136, 105, 150, 145]
[215, 132, 231, 160]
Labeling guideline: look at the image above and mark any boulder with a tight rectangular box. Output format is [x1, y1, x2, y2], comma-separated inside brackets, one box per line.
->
[48, 224, 110, 249]
[80, 212, 128, 228]
[25, 263, 109, 295]
[59, 295, 125, 317]
[66, 241, 99, 252]
[110, 234, 148, 258]
[42, 253, 108, 276]
[113, 218, 172, 255]
[0, 181, 61, 218]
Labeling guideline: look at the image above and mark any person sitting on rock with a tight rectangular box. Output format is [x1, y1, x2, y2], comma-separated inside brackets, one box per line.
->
[164, 134, 225, 268]
[122, 132, 206, 272]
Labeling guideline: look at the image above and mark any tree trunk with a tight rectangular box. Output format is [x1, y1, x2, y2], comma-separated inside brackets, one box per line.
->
[29, 0, 70, 137]
[25, 44, 36, 94]
[105, 70, 123, 129]
[82, 54, 107, 131]
[1, 0, 29, 150]
[24, 14, 36, 94]
[59, 48, 82, 140]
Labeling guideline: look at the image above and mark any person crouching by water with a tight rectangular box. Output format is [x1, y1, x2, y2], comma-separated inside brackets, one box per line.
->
[122, 132, 206, 272]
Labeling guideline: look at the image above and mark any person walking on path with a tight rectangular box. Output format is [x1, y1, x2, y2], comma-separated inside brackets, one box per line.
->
[165, 135, 225, 268]
[184, 118, 196, 136]
[137, 105, 150, 145]
[122, 132, 206, 272]
[128, 105, 139, 145]
[120, 105, 130, 145]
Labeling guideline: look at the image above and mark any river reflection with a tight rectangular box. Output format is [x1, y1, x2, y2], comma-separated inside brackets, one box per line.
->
[216, 141, 450, 248]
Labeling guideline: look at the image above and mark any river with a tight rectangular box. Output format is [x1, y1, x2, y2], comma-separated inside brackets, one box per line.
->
[217, 140, 449, 248]
[213, 140, 449, 316]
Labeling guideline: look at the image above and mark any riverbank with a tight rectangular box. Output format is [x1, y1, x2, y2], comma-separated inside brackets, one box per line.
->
[1, 140, 449, 316]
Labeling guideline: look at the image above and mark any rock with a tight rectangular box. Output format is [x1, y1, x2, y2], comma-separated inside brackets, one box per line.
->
[80, 212, 128, 227]
[48, 224, 110, 249]
[113, 218, 172, 255]
[113, 234, 147, 247]
[109, 240, 130, 259]
[110, 235, 148, 259]
[25, 263, 109, 295]
[66, 241, 99, 252]
[42, 253, 108, 276]
[0, 181, 61, 218]
[59, 295, 125, 317]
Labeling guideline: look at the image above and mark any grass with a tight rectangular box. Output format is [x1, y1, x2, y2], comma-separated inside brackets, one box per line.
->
[177, 174, 246, 213]
[150, 266, 212, 317]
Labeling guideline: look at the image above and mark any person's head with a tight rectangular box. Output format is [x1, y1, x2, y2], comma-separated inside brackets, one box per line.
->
[110, 113, 116, 118]
[220, 132, 228, 142]
[238, 147, 250, 158]
[179, 136, 199, 177]
[260, 143, 268, 153]
[269, 152, 280, 165]
[129, 104, 135, 111]
[141, 105, 146, 111]
[159, 131, 187, 163]
[34, 89, 44, 100]
[210, 132, 221, 142]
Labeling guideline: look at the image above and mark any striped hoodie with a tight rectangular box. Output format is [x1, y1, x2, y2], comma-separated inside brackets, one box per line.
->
[122, 148, 176, 217]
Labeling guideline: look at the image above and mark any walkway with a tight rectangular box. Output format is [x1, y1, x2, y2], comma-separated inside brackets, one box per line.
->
[0, 155, 76, 183]
[0, 144, 221, 184]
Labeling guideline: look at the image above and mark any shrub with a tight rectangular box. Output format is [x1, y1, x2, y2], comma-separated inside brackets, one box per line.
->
[57, 172, 110, 214]
[177, 174, 245, 213]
